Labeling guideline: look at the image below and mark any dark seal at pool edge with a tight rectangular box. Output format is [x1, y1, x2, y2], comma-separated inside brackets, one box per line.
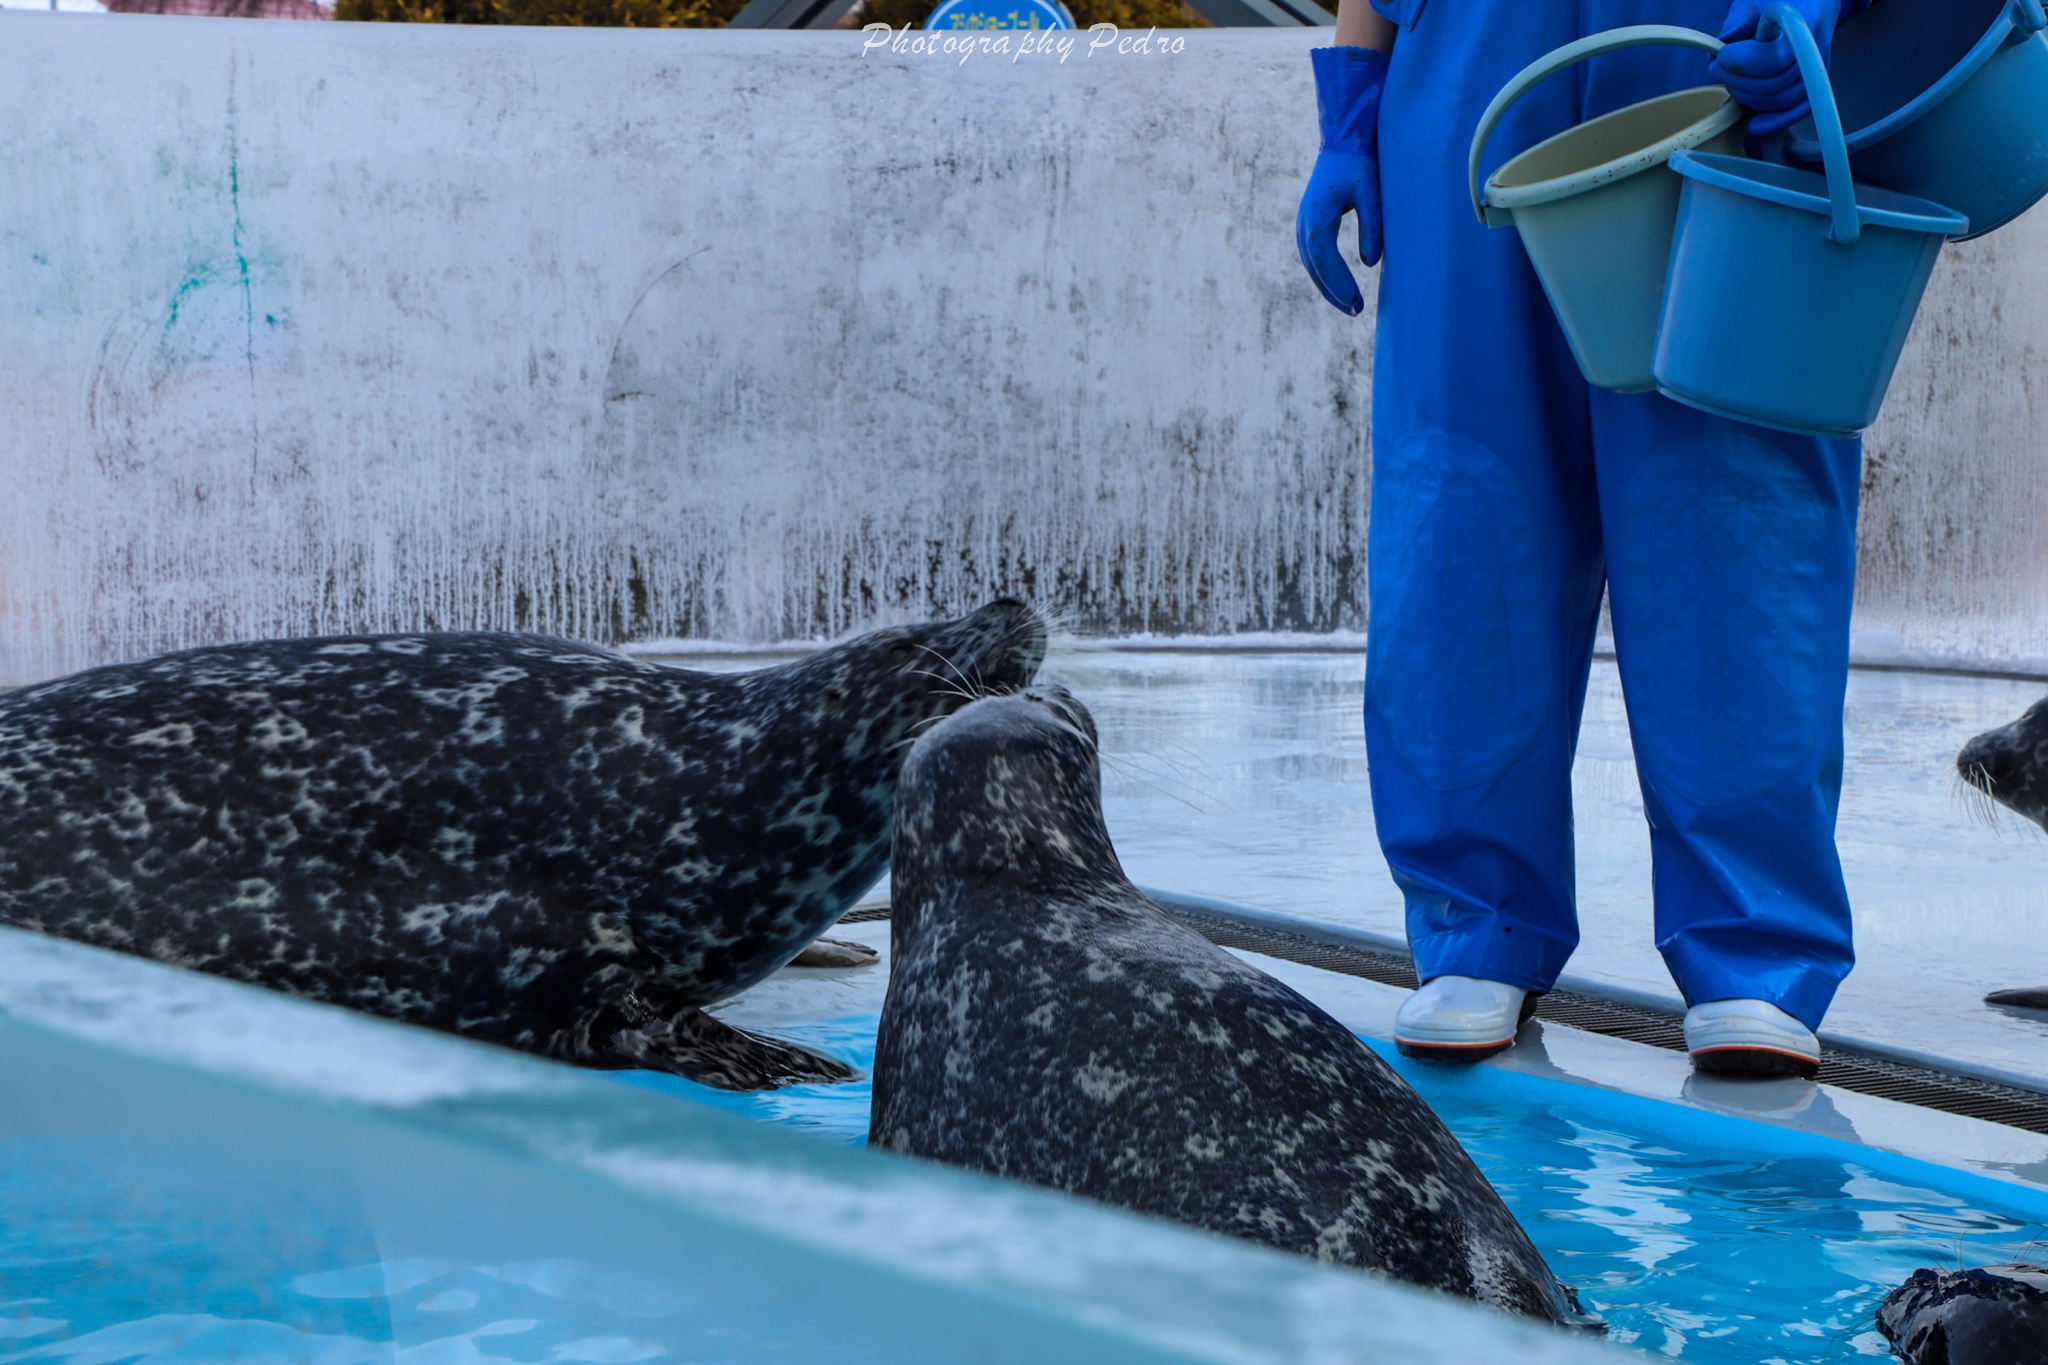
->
[0, 601, 1043, 1089]
[1958, 695, 2048, 833]
[1957, 698, 2048, 1012]
[1879, 1264, 2048, 1365]
[869, 686, 1599, 1328]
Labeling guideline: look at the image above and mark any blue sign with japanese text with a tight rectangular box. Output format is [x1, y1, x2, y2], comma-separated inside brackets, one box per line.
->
[924, 0, 1073, 27]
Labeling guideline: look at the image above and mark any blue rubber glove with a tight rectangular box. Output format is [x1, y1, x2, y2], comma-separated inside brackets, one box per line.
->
[1296, 45, 1390, 318]
[1710, 0, 1871, 137]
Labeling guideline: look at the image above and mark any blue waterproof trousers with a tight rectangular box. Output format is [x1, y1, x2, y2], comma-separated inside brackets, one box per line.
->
[1364, 0, 1859, 1030]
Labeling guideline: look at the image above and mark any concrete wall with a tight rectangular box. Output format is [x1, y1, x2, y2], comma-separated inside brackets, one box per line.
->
[2, 14, 2044, 680]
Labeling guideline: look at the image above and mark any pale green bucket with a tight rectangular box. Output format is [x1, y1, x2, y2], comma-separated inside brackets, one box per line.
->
[1469, 26, 1743, 394]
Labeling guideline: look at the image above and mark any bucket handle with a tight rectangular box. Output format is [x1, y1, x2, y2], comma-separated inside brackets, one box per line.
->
[1468, 25, 1726, 225]
[1758, 2, 1860, 244]
[2015, 0, 2047, 35]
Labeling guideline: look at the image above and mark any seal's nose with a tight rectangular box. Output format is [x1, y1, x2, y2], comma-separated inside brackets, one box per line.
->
[1958, 726, 2014, 792]
[1022, 684, 1096, 745]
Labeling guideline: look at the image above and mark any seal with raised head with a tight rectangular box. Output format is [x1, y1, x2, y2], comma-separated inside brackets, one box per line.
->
[1879, 1264, 2048, 1364]
[869, 686, 1596, 1327]
[1957, 700, 2048, 1011]
[0, 600, 1043, 1089]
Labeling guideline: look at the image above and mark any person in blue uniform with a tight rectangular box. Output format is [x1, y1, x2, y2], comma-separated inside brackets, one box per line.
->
[1298, 0, 1870, 1078]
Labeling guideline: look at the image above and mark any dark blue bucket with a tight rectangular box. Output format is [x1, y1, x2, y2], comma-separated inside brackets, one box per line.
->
[1784, 0, 2048, 241]
[1652, 3, 1968, 438]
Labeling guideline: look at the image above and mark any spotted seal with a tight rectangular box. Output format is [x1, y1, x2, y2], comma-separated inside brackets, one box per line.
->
[0, 600, 1043, 1089]
[868, 686, 1597, 1327]
[1959, 697, 2048, 831]
[1957, 701, 2048, 1011]
[1879, 1264, 2048, 1364]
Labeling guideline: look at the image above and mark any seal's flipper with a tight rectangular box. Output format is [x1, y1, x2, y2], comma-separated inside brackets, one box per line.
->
[1987, 987, 2048, 1011]
[611, 1008, 859, 1091]
[788, 936, 881, 968]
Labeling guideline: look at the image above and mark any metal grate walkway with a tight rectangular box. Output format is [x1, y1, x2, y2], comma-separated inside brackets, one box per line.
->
[839, 901, 2048, 1138]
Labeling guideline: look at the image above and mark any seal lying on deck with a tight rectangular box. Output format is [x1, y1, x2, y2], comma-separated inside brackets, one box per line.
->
[869, 686, 1596, 1327]
[1879, 1264, 2048, 1364]
[0, 600, 1043, 1089]
[1957, 700, 2048, 1011]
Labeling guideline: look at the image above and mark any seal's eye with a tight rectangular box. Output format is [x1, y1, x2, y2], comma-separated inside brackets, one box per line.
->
[888, 641, 915, 660]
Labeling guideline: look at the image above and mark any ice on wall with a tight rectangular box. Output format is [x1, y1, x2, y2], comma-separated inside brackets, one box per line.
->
[1858, 224, 2048, 671]
[0, 18, 2042, 682]
[0, 22, 1368, 682]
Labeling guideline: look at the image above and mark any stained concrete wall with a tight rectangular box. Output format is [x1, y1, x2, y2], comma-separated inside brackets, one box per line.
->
[1, 13, 2044, 680]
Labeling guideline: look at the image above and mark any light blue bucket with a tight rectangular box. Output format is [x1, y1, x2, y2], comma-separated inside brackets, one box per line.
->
[1784, 0, 2048, 241]
[1652, 3, 1968, 439]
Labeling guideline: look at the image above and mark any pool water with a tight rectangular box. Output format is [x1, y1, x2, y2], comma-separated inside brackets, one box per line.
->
[0, 1141, 689, 1365]
[620, 1014, 2047, 1365]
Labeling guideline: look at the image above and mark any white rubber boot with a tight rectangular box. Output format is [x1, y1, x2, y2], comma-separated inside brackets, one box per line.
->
[1684, 999, 1821, 1080]
[1394, 975, 1534, 1062]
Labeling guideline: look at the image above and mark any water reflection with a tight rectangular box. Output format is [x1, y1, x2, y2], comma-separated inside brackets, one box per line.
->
[1680, 1076, 1863, 1144]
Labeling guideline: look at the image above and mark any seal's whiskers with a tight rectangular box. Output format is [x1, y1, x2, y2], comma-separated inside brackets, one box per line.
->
[1097, 752, 1210, 814]
[1019, 604, 1082, 641]
[902, 660, 987, 706]
[1814, 1291, 1890, 1362]
[1953, 767, 2004, 829]
[1085, 709, 1227, 815]
[907, 641, 977, 694]
[885, 711, 961, 755]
